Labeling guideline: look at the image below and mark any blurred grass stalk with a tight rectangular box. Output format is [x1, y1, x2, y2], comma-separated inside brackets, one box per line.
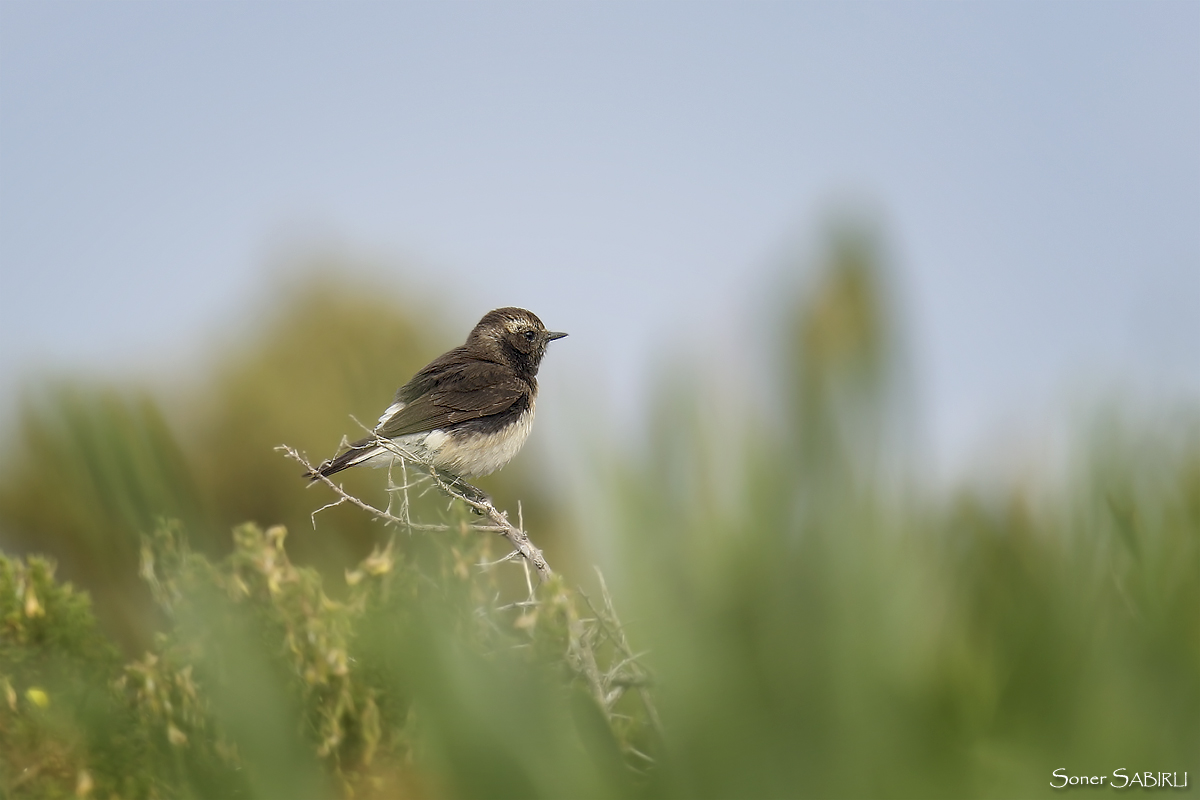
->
[0, 229, 1196, 798]
[608, 225, 1198, 798]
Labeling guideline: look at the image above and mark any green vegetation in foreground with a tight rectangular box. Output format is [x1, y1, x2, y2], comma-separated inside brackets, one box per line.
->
[0, 235, 1195, 798]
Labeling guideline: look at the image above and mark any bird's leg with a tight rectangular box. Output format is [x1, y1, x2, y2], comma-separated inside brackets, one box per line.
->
[434, 469, 491, 511]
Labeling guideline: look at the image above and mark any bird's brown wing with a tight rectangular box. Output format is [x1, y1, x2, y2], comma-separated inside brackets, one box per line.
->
[376, 359, 526, 438]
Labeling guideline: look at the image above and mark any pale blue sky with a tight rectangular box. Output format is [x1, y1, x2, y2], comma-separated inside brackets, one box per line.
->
[1, 2, 1197, 478]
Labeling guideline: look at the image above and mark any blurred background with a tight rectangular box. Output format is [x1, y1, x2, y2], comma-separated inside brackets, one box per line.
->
[0, 3, 1196, 798]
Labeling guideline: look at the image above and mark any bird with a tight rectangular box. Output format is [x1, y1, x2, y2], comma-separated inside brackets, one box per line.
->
[306, 307, 566, 489]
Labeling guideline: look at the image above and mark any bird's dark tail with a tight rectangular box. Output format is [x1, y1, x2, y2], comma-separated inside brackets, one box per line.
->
[304, 438, 375, 482]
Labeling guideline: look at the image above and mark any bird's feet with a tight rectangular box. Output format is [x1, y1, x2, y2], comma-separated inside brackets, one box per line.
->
[435, 470, 492, 512]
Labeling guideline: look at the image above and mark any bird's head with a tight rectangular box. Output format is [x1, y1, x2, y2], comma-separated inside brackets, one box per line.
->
[468, 307, 567, 376]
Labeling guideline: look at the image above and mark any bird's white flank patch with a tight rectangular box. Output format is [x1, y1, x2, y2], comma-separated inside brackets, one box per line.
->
[358, 401, 536, 479]
[376, 401, 406, 429]
[423, 430, 449, 451]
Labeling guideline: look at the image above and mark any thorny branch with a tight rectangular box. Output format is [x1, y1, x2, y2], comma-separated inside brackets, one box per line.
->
[275, 440, 552, 582]
[276, 438, 661, 763]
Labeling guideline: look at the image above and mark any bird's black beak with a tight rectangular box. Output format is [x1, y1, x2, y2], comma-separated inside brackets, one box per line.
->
[546, 331, 568, 341]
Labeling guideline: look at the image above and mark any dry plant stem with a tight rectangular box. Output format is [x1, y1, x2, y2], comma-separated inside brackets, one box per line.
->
[593, 569, 663, 736]
[278, 441, 660, 762]
[564, 567, 663, 764]
[275, 441, 552, 582]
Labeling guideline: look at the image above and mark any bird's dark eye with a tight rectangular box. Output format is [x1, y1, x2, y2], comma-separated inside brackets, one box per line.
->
[523, 330, 537, 342]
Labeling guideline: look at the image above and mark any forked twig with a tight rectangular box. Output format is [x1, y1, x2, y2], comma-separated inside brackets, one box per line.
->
[275, 441, 552, 582]
[276, 440, 661, 767]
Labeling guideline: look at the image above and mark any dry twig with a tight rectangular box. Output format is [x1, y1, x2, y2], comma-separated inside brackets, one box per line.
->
[275, 440, 552, 582]
[276, 439, 661, 760]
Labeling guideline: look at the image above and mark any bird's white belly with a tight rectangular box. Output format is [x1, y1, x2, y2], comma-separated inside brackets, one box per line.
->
[425, 402, 536, 478]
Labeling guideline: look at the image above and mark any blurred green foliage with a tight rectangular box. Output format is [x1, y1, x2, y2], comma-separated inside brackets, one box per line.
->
[0, 552, 154, 798]
[0, 272, 568, 650]
[0, 235, 1196, 798]
[0, 514, 651, 798]
[607, 230, 1198, 798]
[0, 387, 204, 649]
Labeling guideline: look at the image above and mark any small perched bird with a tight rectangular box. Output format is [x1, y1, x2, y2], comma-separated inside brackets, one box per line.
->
[307, 307, 566, 484]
